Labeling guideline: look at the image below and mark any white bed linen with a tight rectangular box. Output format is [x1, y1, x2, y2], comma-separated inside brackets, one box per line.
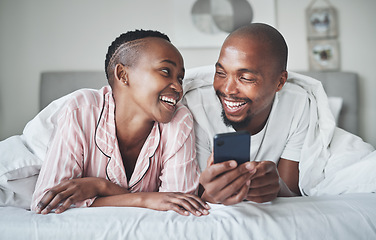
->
[1, 193, 375, 240]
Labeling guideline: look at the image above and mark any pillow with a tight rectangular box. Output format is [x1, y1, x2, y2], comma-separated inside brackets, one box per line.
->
[0, 175, 38, 209]
[0, 136, 41, 208]
[0, 93, 71, 208]
[0, 136, 41, 181]
[328, 97, 343, 124]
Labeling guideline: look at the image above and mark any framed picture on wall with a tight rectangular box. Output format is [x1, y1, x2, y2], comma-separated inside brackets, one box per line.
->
[306, 7, 338, 38]
[308, 39, 340, 71]
[172, 0, 277, 48]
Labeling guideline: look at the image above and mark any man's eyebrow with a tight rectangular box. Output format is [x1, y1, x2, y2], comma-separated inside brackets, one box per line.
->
[215, 62, 223, 68]
[215, 62, 259, 75]
[239, 68, 259, 75]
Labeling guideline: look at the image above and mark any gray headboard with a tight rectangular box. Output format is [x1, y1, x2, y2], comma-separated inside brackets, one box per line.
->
[40, 71, 107, 110]
[298, 71, 358, 135]
[39, 70, 359, 135]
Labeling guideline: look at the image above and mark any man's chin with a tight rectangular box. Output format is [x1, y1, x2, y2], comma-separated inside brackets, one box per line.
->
[221, 110, 251, 130]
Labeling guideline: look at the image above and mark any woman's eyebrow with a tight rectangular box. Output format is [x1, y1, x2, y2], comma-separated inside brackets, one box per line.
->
[161, 59, 176, 66]
[160, 59, 185, 73]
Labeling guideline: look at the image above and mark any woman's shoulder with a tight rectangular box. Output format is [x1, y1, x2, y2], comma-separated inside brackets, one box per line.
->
[64, 86, 111, 111]
[159, 103, 194, 137]
[170, 103, 193, 126]
[173, 103, 193, 119]
[157, 104, 195, 154]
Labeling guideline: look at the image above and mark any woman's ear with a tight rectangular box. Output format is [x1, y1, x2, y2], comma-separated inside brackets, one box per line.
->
[114, 64, 128, 86]
[276, 71, 288, 92]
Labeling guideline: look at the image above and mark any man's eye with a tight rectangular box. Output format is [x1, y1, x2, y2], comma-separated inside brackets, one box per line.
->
[215, 71, 226, 76]
[240, 77, 255, 82]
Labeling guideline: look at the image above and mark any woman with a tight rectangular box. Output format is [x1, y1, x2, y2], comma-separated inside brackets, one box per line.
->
[31, 30, 209, 217]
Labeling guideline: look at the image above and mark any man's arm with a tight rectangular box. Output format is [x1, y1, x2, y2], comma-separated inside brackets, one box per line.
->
[245, 158, 301, 203]
[277, 158, 301, 196]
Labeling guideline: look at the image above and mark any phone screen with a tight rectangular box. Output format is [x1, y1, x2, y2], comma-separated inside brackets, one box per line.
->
[213, 131, 251, 165]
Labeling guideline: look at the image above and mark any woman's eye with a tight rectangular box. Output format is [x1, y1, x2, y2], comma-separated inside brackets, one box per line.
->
[162, 69, 170, 75]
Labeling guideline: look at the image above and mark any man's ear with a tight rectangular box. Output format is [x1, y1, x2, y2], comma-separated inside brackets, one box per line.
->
[276, 71, 288, 92]
[114, 63, 128, 86]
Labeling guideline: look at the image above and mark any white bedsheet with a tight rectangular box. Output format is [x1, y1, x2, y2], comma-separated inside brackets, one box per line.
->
[1, 193, 375, 240]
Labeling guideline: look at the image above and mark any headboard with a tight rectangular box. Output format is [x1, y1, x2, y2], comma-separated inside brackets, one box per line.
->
[39, 70, 359, 135]
[40, 71, 107, 110]
[298, 71, 358, 135]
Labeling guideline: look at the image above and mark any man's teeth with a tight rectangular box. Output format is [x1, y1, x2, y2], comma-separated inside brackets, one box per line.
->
[160, 96, 177, 106]
[224, 99, 246, 109]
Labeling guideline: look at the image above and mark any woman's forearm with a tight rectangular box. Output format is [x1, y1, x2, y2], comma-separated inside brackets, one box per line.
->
[91, 192, 145, 208]
[95, 178, 129, 196]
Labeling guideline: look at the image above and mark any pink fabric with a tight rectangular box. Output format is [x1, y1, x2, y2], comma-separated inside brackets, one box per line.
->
[31, 86, 199, 211]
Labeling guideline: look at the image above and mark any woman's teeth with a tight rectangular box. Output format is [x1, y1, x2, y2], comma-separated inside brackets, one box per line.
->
[223, 99, 246, 109]
[160, 96, 177, 106]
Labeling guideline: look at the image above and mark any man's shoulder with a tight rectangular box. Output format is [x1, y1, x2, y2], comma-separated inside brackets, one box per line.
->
[280, 81, 309, 99]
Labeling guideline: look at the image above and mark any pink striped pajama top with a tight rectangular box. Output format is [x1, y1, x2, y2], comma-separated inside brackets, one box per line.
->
[31, 86, 200, 211]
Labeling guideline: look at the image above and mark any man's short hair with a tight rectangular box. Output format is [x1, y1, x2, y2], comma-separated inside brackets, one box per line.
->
[231, 23, 288, 71]
[104, 29, 170, 86]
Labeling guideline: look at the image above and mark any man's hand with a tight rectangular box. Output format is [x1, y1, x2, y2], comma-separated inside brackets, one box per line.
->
[245, 161, 280, 203]
[199, 153, 255, 205]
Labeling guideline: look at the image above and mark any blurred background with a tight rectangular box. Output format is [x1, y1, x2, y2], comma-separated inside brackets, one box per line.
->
[0, 0, 375, 147]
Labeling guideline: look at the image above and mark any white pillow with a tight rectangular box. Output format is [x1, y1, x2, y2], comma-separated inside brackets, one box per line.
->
[0, 93, 71, 208]
[0, 136, 41, 181]
[0, 136, 41, 208]
[328, 97, 343, 124]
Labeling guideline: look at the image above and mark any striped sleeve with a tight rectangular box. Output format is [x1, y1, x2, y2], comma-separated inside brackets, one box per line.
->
[158, 105, 200, 194]
[30, 92, 99, 211]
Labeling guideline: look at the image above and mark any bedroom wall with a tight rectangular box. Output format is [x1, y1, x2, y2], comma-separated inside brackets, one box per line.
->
[0, 0, 375, 147]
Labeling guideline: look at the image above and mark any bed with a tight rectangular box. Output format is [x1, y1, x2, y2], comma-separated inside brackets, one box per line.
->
[1, 66, 375, 239]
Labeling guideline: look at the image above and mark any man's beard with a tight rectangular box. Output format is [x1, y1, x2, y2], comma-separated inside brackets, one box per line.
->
[221, 108, 252, 130]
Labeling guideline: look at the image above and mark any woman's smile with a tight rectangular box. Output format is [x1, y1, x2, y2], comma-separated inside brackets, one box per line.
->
[159, 94, 179, 112]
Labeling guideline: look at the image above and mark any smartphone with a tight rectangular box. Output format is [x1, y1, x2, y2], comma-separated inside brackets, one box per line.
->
[213, 131, 251, 165]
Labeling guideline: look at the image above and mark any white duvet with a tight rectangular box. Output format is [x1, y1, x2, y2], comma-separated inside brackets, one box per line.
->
[287, 72, 376, 195]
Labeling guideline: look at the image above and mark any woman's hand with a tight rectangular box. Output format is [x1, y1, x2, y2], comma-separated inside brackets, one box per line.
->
[36, 177, 128, 214]
[92, 192, 210, 217]
[142, 192, 210, 217]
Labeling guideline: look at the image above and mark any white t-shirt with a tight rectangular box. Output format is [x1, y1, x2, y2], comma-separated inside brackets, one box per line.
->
[182, 74, 310, 171]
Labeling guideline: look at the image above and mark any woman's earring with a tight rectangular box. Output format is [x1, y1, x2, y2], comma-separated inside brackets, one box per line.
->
[123, 80, 128, 85]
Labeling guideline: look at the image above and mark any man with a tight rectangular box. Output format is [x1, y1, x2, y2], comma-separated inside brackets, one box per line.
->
[183, 23, 309, 205]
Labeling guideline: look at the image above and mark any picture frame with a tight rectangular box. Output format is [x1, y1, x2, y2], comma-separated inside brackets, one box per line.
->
[306, 7, 338, 39]
[308, 39, 340, 71]
[172, 0, 276, 48]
